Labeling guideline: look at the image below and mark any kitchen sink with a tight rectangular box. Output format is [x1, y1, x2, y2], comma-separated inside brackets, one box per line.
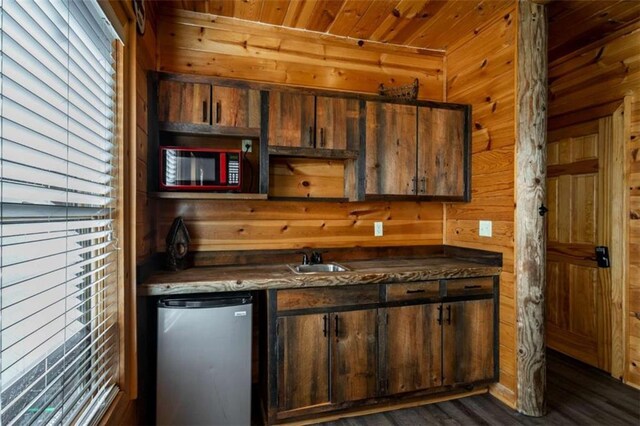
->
[287, 263, 350, 274]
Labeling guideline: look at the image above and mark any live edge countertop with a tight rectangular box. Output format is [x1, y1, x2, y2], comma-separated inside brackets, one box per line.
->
[139, 257, 502, 297]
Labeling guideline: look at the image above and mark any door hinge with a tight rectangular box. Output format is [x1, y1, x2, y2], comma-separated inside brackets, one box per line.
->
[539, 204, 549, 216]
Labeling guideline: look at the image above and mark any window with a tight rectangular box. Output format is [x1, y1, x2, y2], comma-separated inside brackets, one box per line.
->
[1, 0, 122, 424]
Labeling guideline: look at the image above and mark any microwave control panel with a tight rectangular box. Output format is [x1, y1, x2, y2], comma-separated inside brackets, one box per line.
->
[228, 155, 240, 186]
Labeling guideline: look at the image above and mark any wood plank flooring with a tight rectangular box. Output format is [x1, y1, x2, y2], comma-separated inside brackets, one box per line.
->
[318, 351, 640, 425]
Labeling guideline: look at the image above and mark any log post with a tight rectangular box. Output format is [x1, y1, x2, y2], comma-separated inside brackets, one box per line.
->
[516, 0, 548, 417]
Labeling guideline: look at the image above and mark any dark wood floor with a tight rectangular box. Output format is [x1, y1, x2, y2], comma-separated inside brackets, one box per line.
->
[318, 351, 640, 426]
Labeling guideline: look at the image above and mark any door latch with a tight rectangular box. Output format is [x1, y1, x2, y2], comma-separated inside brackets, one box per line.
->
[595, 246, 610, 268]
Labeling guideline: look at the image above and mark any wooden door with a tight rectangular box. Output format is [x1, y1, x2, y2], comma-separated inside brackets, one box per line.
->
[331, 310, 378, 403]
[277, 313, 330, 412]
[211, 86, 260, 129]
[417, 107, 465, 196]
[383, 304, 441, 394]
[366, 102, 417, 195]
[268, 92, 315, 148]
[315, 97, 360, 150]
[546, 118, 611, 370]
[158, 80, 210, 125]
[442, 300, 494, 386]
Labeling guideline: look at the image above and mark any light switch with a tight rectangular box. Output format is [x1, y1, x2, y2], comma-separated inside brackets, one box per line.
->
[479, 220, 492, 237]
[374, 222, 384, 237]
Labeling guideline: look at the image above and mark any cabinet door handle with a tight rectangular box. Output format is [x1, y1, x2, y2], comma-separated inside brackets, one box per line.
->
[420, 176, 426, 194]
[446, 305, 452, 325]
[309, 126, 314, 147]
[406, 289, 425, 294]
[320, 127, 325, 147]
[334, 314, 339, 336]
[215, 101, 221, 124]
[322, 314, 328, 337]
[202, 101, 208, 123]
[412, 176, 417, 194]
[437, 305, 443, 325]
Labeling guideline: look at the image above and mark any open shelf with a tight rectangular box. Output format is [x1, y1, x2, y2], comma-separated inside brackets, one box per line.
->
[159, 121, 261, 138]
[268, 146, 358, 160]
[152, 192, 268, 200]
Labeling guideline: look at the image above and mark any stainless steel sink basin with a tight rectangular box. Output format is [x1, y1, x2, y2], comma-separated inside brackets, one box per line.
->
[287, 263, 350, 274]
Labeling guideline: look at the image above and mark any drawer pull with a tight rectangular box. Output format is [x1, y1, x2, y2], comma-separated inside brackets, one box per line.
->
[446, 305, 452, 325]
[464, 285, 482, 289]
[406, 289, 426, 294]
[334, 315, 339, 337]
[437, 305, 443, 325]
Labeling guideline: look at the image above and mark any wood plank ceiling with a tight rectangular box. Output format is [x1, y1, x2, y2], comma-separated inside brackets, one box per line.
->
[548, 0, 640, 62]
[164, 1, 640, 53]
[162, 0, 512, 50]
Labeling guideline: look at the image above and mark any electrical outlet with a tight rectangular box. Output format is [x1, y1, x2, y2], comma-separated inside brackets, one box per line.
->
[479, 220, 492, 237]
[374, 222, 384, 237]
[242, 139, 252, 153]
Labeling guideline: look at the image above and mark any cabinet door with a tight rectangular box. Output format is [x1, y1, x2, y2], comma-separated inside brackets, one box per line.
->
[442, 299, 495, 386]
[315, 97, 360, 150]
[417, 107, 465, 196]
[212, 86, 260, 128]
[366, 102, 417, 195]
[158, 80, 210, 124]
[384, 304, 442, 394]
[331, 310, 378, 403]
[277, 314, 330, 412]
[269, 92, 315, 147]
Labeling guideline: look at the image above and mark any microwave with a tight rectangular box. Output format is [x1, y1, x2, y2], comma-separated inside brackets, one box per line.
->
[160, 147, 242, 191]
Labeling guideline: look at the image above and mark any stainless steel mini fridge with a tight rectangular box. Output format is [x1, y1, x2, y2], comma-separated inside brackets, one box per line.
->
[156, 293, 252, 425]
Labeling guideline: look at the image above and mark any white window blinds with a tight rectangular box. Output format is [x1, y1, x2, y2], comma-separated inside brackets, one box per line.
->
[1, 0, 121, 424]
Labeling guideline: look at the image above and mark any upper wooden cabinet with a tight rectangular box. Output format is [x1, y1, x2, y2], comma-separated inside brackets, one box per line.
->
[212, 86, 261, 129]
[269, 92, 361, 152]
[366, 102, 417, 196]
[158, 80, 210, 125]
[365, 101, 469, 200]
[417, 107, 466, 197]
[158, 79, 260, 133]
[315, 96, 360, 151]
[268, 92, 315, 148]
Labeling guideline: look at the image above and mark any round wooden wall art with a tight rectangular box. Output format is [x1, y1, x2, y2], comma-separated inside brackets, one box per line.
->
[133, 0, 145, 35]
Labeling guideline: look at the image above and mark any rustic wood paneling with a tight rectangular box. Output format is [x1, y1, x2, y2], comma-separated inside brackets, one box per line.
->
[548, 19, 640, 390]
[136, 1, 158, 264]
[155, 200, 444, 252]
[156, 8, 445, 100]
[269, 157, 346, 199]
[444, 3, 517, 407]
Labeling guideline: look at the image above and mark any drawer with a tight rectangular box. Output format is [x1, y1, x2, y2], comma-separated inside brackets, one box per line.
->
[277, 285, 379, 311]
[386, 281, 440, 302]
[446, 277, 494, 296]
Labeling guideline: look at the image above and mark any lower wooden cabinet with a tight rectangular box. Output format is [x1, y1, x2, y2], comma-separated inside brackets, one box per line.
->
[267, 279, 498, 423]
[276, 309, 378, 414]
[442, 299, 495, 385]
[276, 314, 330, 412]
[383, 304, 441, 394]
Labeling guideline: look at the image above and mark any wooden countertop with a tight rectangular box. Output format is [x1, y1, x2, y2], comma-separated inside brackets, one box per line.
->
[139, 257, 502, 296]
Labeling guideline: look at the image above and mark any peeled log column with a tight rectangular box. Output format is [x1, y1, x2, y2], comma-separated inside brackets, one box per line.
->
[516, 0, 548, 417]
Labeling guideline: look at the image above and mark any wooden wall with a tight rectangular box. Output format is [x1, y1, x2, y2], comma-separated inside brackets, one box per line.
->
[149, 7, 446, 253]
[444, 6, 518, 407]
[548, 23, 640, 389]
[136, 3, 158, 264]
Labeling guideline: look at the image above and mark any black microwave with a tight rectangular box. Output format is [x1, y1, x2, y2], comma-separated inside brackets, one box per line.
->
[160, 147, 241, 191]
